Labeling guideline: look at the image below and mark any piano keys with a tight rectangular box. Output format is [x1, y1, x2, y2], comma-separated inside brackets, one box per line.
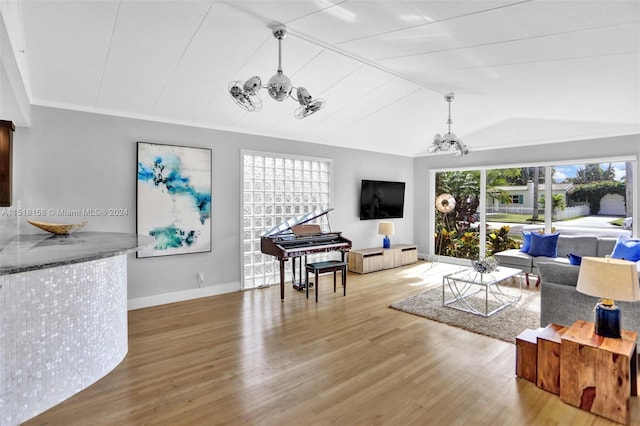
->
[260, 207, 352, 300]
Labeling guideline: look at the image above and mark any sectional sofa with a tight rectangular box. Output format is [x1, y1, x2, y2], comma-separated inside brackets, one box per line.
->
[536, 260, 640, 342]
[494, 235, 617, 286]
[495, 234, 640, 341]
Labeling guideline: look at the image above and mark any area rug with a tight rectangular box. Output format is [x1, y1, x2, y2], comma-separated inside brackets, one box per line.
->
[389, 284, 541, 343]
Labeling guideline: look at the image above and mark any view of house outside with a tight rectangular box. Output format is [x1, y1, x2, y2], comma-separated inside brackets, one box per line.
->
[434, 162, 633, 261]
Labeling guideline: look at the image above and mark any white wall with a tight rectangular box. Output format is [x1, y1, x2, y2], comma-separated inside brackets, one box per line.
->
[413, 134, 640, 258]
[8, 106, 414, 306]
[10, 107, 637, 307]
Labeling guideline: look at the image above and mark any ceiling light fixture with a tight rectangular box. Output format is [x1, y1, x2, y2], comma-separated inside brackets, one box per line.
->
[228, 25, 325, 119]
[429, 93, 469, 157]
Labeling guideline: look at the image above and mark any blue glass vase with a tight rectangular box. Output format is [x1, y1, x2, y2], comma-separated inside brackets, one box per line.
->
[594, 302, 621, 338]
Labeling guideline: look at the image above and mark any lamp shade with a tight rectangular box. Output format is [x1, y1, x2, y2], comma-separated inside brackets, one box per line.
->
[378, 222, 395, 236]
[576, 256, 640, 302]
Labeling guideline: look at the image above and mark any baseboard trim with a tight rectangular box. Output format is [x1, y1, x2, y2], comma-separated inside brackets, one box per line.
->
[128, 281, 240, 310]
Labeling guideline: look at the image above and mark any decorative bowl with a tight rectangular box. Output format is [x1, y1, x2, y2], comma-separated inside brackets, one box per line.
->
[471, 256, 498, 274]
[28, 220, 88, 235]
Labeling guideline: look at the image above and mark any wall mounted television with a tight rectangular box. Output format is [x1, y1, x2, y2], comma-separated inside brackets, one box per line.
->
[359, 179, 405, 220]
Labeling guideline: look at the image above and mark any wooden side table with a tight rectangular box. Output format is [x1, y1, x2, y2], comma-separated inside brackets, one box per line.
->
[560, 320, 638, 425]
[537, 323, 567, 395]
[516, 328, 540, 383]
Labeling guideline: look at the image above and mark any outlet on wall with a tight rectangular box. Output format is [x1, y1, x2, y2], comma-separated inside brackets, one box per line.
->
[197, 272, 205, 286]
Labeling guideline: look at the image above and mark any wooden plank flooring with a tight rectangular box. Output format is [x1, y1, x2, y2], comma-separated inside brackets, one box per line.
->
[24, 261, 638, 425]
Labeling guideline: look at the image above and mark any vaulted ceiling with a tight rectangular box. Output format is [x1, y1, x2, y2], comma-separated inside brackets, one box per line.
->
[1, 0, 638, 156]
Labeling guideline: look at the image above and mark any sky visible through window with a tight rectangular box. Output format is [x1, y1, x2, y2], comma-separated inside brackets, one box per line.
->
[554, 162, 626, 183]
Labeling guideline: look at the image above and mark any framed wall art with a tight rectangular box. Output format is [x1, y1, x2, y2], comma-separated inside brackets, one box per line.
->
[136, 142, 212, 258]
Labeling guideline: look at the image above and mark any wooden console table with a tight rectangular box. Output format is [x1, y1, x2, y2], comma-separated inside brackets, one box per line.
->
[348, 244, 417, 274]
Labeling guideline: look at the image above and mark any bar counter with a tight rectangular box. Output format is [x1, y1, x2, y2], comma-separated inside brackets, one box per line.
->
[0, 232, 153, 426]
[0, 231, 153, 275]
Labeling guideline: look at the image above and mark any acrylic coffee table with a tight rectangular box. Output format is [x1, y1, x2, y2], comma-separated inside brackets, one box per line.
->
[442, 266, 523, 317]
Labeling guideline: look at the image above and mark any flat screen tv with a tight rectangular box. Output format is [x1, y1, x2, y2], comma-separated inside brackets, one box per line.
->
[359, 180, 405, 220]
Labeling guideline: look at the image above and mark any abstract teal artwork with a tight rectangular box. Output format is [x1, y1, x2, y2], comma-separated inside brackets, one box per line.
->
[136, 142, 212, 258]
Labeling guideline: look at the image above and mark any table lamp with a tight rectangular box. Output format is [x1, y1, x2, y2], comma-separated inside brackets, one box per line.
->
[378, 222, 394, 249]
[576, 256, 640, 338]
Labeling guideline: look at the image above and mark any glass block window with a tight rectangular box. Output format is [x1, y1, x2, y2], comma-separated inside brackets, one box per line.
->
[241, 150, 332, 290]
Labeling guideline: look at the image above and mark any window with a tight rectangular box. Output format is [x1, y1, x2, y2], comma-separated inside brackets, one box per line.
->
[434, 170, 481, 260]
[432, 159, 635, 261]
[241, 151, 332, 290]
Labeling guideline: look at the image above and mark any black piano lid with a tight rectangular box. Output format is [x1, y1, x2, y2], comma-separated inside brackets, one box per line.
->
[260, 207, 334, 238]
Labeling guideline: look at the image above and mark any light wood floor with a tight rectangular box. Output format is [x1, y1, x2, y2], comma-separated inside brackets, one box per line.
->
[25, 261, 638, 425]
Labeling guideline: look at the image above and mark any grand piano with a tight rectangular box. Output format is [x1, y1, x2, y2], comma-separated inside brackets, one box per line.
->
[260, 207, 352, 300]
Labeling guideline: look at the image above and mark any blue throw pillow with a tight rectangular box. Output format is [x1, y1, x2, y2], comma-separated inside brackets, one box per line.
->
[611, 237, 640, 262]
[567, 253, 582, 265]
[520, 231, 531, 253]
[528, 232, 559, 257]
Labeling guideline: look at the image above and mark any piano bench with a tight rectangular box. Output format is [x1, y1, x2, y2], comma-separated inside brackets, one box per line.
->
[305, 261, 348, 303]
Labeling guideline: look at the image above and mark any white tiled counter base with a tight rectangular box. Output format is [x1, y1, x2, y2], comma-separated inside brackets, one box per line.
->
[0, 255, 128, 426]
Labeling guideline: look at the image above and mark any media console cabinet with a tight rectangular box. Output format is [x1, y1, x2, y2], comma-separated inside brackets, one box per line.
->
[348, 244, 418, 274]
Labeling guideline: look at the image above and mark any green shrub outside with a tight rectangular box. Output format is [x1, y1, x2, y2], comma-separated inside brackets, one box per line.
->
[435, 225, 520, 260]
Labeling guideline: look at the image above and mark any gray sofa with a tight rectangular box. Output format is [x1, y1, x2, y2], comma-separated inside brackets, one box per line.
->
[496, 234, 640, 341]
[537, 261, 640, 343]
[494, 235, 617, 285]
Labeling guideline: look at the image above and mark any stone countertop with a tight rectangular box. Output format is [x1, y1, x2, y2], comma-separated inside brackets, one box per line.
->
[0, 232, 155, 275]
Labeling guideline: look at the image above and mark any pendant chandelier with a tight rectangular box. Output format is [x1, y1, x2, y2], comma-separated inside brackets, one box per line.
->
[428, 93, 469, 157]
[228, 26, 325, 119]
